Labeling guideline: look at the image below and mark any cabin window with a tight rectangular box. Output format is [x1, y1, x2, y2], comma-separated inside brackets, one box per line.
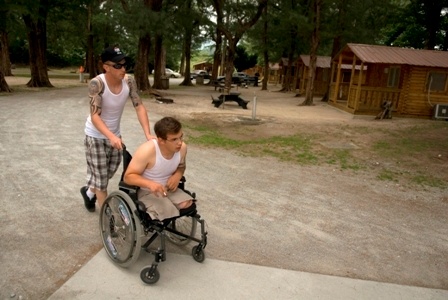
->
[387, 67, 400, 88]
[426, 72, 447, 92]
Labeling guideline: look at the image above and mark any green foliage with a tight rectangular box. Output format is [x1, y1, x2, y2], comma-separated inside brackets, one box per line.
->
[380, 0, 448, 49]
[4, 0, 448, 73]
[234, 45, 258, 71]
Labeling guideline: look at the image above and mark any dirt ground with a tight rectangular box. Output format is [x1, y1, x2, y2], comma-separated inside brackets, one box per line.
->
[145, 82, 448, 290]
[151, 82, 448, 189]
[1, 76, 447, 299]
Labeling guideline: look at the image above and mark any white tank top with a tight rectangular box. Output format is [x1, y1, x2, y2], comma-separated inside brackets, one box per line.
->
[142, 139, 180, 187]
[84, 74, 129, 139]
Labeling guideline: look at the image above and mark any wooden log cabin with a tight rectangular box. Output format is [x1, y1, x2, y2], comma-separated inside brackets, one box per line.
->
[296, 55, 331, 96]
[329, 43, 448, 118]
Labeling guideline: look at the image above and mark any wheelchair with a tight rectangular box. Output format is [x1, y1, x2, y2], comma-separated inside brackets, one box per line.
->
[98, 146, 208, 284]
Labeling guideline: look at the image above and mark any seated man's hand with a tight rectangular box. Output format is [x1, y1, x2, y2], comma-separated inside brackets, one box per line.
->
[165, 175, 181, 192]
[148, 181, 167, 197]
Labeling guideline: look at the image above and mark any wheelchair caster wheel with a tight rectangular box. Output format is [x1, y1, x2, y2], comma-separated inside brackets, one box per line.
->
[140, 266, 160, 284]
[192, 245, 205, 262]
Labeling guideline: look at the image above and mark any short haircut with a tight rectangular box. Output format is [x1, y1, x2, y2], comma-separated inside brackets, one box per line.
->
[154, 117, 182, 140]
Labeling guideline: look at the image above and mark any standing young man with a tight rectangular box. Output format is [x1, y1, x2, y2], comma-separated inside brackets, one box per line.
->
[81, 45, 155, 212]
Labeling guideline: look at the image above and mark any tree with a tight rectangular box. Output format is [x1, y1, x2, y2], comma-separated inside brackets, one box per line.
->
[234, 45, 257, 71]
[261, 2, 268, 90]
[22, 0, 53, 87]
[383, 0, 448, 50]
[278, 0, 302, 92]
[178, 0, 199, 86]
[127, 0, 152, 91]
[0, 1, 11, 92]
[300, 0, 322, 106]
[212, 0, 267, 89]
[0, 3, 12, 78]
[85, 2, 98, 79]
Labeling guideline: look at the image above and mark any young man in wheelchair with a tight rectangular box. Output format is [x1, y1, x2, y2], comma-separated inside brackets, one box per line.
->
[123, 116, 194, 221]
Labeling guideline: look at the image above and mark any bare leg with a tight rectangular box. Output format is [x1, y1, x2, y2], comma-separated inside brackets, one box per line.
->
[176, 200, 193, 209]
[95, 189, 108, 208]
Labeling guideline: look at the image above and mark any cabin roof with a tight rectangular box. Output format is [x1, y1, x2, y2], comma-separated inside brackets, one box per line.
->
[339, 43, 448, 68]
[300, 55, 331, 68]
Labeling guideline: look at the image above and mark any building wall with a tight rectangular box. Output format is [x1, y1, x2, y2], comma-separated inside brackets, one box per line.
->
[400, 66, 448, 117]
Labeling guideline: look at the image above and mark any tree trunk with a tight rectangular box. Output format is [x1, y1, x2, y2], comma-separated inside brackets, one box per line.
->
[0, 70, 11, 92]
[224, 42, 236, 88]
[301, 0, 322, 106]
[423, 1, 443, 50]
[180, 0, 194, 86]
[179, 32, 193, 86]
[0, 7, 10, 91]
[0, 32, 12, 77]
[86, 3, 98, 78]
[135, 34, 151, 91]
[211, 29, 222, 81]
[22, 10, 53, 88]
[0, 7, 12, 77]
[150, 0, 164, 89]
[281, 52, 294, 92]
[261, 4, 268, 91]
[180, 40, 185, 76]
[152, 34, 164, 89]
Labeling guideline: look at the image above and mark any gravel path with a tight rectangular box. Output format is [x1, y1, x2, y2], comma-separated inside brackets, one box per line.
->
[0, 84, 447, 299]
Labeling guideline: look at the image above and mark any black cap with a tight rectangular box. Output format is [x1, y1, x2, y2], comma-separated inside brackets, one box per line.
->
[101, 46, 128, 63]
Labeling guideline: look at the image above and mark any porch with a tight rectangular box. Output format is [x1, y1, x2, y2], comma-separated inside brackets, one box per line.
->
[330, 84, 401, 114]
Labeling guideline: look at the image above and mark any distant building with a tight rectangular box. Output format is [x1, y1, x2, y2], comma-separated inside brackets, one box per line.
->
[329, 43, 448, 118]
[192, 61, 212, 72]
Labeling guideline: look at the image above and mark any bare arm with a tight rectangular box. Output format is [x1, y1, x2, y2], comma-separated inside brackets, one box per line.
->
[89, 78, 123, 149]
[165, 142, 187, 192]
[127, 75, 155, 140]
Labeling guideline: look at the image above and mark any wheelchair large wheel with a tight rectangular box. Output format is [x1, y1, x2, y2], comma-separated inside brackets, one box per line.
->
[165, 215, 197, 246]
[99, 190, 142, 268]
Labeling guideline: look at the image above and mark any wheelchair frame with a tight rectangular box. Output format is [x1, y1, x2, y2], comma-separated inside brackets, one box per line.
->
[99, 147, 208, 284]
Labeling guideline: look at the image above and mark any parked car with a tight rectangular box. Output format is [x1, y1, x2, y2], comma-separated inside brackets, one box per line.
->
[152, 68, 181, 77]
[165, 68, 181, 78]
[217, 72, 257, 85]
[190, 70, 210, 80]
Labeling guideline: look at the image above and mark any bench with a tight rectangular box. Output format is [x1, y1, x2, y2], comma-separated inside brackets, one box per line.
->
[211, 92, 249, 109]
[212, 80, 225, 92]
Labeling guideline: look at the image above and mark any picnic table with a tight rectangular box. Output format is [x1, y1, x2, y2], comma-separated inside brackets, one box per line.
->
[211, 92, 249, 109]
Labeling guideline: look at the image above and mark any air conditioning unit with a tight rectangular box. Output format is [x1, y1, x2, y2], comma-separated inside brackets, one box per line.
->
[433, 104, 448, 120]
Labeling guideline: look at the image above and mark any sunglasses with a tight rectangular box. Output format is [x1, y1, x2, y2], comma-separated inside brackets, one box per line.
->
[106, 62, 127, 69]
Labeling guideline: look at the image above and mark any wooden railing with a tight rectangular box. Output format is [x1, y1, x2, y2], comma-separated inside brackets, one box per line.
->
[347, 86, 401, 111]
[329, 83, 350, 101]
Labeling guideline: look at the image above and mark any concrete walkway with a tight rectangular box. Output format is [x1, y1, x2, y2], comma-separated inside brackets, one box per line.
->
[49, 250, 447, 299]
